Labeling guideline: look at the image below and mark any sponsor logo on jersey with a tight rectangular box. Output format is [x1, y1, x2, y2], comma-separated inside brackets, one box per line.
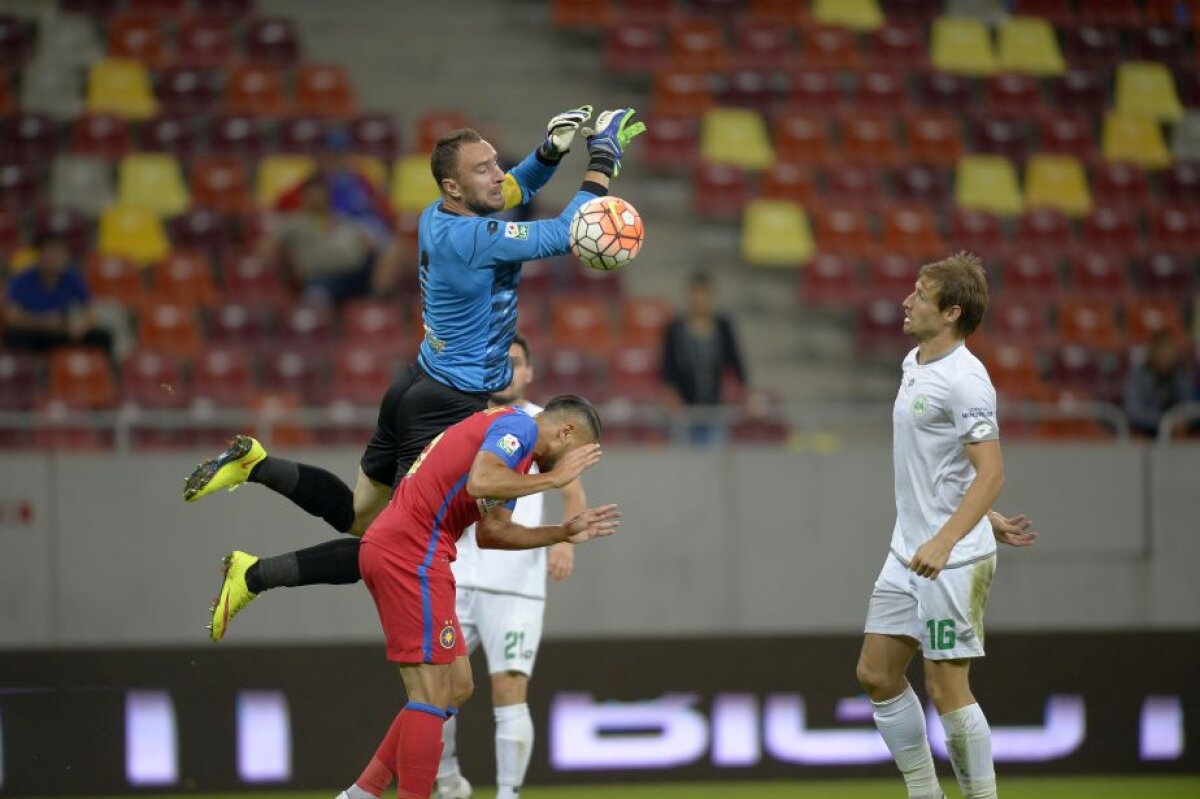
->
[497, 433, 522, 456]
[440, 624, 457, 649]
[504, 222, 530, 240]
[911, 394, 928, 416]
[969, 421, 995, 439]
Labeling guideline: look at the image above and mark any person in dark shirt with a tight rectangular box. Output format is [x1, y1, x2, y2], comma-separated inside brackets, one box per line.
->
[4, 235, 112, 355]
[1123, 330, 1196, 438]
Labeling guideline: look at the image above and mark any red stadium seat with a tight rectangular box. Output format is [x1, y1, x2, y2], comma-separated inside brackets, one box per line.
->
[623, 0, 679, 26]
[0, 208, 18, 259]
[0, 349, 42, 410]
[107, 13, 168, 68]
[169, 207, 230, 256]
[221, 250, 288, 303]
[799, 26, 861, 71]
[277, 300, 336, 349]
[1037, 114, 1096, 160]
[1078, 0, 1143, 28]
[208, 297, 273, 348]
[177, 15, 234, 69]
[4, 113, 59, 163]
[949, 209, 1005, 254]
[296, 64, 357, 119]
[415, 110, 471, 155]
[824, 163, 885, 208]
[1013, 0, 1075, 25]
[1049, 68, 1110, 116]
[915, 72, 975, 114]
[773, 110, 832, 165]
[202, 0, 253, 18]
[1067, 251, 1129, 298]
[1126, 296, 1188, 345]
[1149, 205, 1200, 252]
[348, 113, 400, 160]
[343, 298, 406, 349]
[880, 0, 940, 22]
[666, 19, 729, 73]
[0, 160, 41, 209]
[812, 205, 875, 258]
[58, 0, 118, 16]
[718, 68, 782, 114]
[1129, 25, 1189, 65]
[906, 112, 964, 166]
[1003, 252, 1062, 297]
[640, 115, 699, 172]
[1159, 163, 1200, 206]
[244, 17, 302, 66]
[733, 19, 793, 71]
[192, 346, 257, 406]
[1144, 0, 1199, 25]
[208, 114, 270, 158]
[152, 251, 218, 307]
[1056, 297, 1123, 350]
[608, 344, 661, 404]
[70, 114, 131, 160]
[34, 208, 90, 257]
[138, 300, 203, 359]
[191, 155, 253, 215]
[748, 0, 804, 26]
[759, 160, 817, 205]
[1091, 162, 1150, 212]
[85, 252, 146, 306]
[866, 252, 920, 294]
[1133, 252, 1196, 295]
[690, 162, 750, 219]
[263, 345, 330, 402]
[1061, 25, 1122, 68]
[972, 116, 1032, 162]
[856, 294, 910, 357]
[839, 112, 902, 166]
[156, 67, 221, 115]
[278, 115, 331, 155]
[49, 347, 115, 409]
[1050, 344, 1120, 403]
[332, 343, 394, 404]
[224, 64, 290, 117]
[1016, 209, 1074, 257]
[881, 206, 944, 258]
[800, 252, 860, 308]
[0, 14, 34, 66]
[551, 295, 614, 352]
[604, 22, 664, 74]
[652, 68, 714, 118]
[856, 70, 909, 113]
[866, 21, 927, 72]
[894, 164, 951, 205]
[787, 69, 842, 113]
[985, 74, 1043, 117]
[620, 297, 674, 346]
[128, 0, 187, 17]
[552, 0, 611, 28]
[987, 299, 1053, 347]
[985, 341, 1045, 401]
[121, 348, 188, 409]
[1081, 206, 1140, 259]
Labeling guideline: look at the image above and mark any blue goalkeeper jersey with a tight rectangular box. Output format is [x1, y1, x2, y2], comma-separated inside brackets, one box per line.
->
[416, 148, 602, 394]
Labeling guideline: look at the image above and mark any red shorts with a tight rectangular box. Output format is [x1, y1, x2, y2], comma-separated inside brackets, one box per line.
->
[359, 539, 466, 664]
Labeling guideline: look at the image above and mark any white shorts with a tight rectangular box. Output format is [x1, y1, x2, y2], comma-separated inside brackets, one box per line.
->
[456, 587, 545, 677]
[863, 551, 996, 660]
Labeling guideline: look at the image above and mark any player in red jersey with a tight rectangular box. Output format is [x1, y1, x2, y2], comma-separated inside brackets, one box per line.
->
[348, 394, 618, 799]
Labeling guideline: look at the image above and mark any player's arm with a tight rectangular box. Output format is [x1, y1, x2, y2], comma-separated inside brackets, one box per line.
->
[548, 478, 587, 581]
[476, 502, 620, 550]
[501, 105, 594, 209]
[464, 186, 607, 266]
[988, 509, 1039, 547]
[467, 444, 600, 501]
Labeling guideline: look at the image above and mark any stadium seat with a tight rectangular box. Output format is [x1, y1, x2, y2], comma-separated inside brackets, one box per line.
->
[551, 295, 614, 352]
[996, 16, 1064, 76]
[203, 0, 253, 18]
[878, 0, 940, 23]
[603, 22, 664, 74]
[1090, 162, 1150, 212]
[915, 71, 976, 113]
[1056, 297, 1123, 350]
[0, 349, 42, 411]
[34, 208, 90, 257]
[208, 114, 270, 159]
[1115, 62, 1183, 122]
[390, 153, 440, 214]
[85, 252, 146, 306]
[894, 164, 951, 205]
[881, 205, 944, 258]
[278, 115, 330, 155]
[1068, 251, 1129, 298]
[984, 73, 1043, 117]
[1078, 0, 1142, 28]
[733, 19, 793, 71]
[121, 348, 188, 410]
[839, 112, 902, 166]
[759, 160, 817, 205]
[798, 26, 861, 70]
[985, 341, 1045, 400]
[176, 15, 233, 69]
[955, 155, 1023, 217]
[949, 208, 1005, 254]
[748, 0, 805, 26]
[1061, 25, 1122, 70]
[987, 299, 1053, 347]
[741, 199, 815, 268]
[856, 294, 910, 356]
[972, 116, 1032, 162]
[106, 12, 168, 69]
[607, 344, 661, 404]
[208, 296, 275, 348]
[623, 0, 679, 26]
[1016, 206, 1073, 254]
[296, 63, 357, 118]
[155, 67, 220, 115]
[0, 158, 41, 210]
[1125, 296, 1188, 345]
[1049, 68, 1110, 117]
[0, 68, 12, 115]
[1005, 250, 1063, 297]
[169, 207, 230, 257]
[416, 110, 471, 156]
[343, 298, 405, 347]
[256, 154, 315, 209]
[539, 347, 603, 399]
[620, 298, 674, 346]
[332, 342, 394, 404]
[20, 58, 85, 120]
[1130, 25, 1189, 66]
[824, 163, 885, 208]
[800, 252, 861, 308]
[0, 14, 33, 67]
[652, 68, 714, 118]
[224, 64, 290, 117]
[772, 110, 832, 165]
[1049, 344, 1120, 404]
[1143, 0, 1198, 25]
[787, 68, 843, 112]
[1133, 252, 1196, 296]
[812, 0, 883, 31]
[906, 112, 964, 166]
[277, 300, 336, 349]
[666, 19, 729, 73]
[1169, 111, 1200, 164]
[1174, 69, 1200, 108]
[49, 347, 116, 409]
[263, 346, 331, 403]
[1081, 205, 1140, 259]
[128, 0, 188, 17]
[718, 68, 782, 114]
[855, 70, 908, 112]
[244, 17, 302, 66]
[58, 0, 119, 16]
[116, 153, 191, 217]
[700, 107, 774, 170]
[348, 113, 400, 160]
[1149, 204, 1200, 252]
[1037, 114, 1095, 160]
[87, 58, 158, 120]
[49, 155, 114, 217]
[552, 0, 608, 28]
[192, 346, 257, 406]
[866, 252, 920, 295]
[1102, 113, 1171, 169]
[152, 250, 218, 307]
[138, 299, 202, 358]
[639, 115, 699, 173]
[37, 13, 103, 71]
[1024, 155, 1092, 218]
[1013, 0, 1075, 25]
[71, 114, 132, 160]
[98, 205, 169, 265]
[1160, 162, 1200, 205]
[221, 250, 289, 304]
[691, 162, 751, 219]
[930, 16, 996, 75]
[190, 155, 252, 215]
[865, 20, 927, 72]
[4, 112, 59, 163]
[811, 204, 874, 258]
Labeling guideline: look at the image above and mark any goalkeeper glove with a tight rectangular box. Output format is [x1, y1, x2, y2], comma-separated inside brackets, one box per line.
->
[585, 108, 646, 178]
[539, 104, 594, 161]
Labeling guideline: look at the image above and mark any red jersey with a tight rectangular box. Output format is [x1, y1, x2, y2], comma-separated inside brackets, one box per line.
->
[362, 406, 538, 571]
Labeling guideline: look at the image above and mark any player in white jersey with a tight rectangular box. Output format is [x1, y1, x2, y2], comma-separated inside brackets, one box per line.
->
[435, 334, 585, 799]
[855, 253, 1038, 799]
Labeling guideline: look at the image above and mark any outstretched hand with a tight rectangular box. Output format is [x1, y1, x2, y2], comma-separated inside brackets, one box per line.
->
[547, 443, 602, 488]
[541, 104, 593, 159]
[990, 511, 1039, 548]
[563, 503, 621, 544]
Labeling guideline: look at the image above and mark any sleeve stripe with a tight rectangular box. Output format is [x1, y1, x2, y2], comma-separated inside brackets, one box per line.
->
[501, 174, 523, 211]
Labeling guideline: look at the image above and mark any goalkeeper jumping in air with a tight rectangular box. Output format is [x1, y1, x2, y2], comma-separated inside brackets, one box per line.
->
[182, 106, 645, 641]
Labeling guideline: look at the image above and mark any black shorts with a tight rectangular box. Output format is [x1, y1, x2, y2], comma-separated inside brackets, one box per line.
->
[360, 362, 490, 488]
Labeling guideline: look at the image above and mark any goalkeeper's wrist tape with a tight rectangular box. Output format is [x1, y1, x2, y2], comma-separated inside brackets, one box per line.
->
[587, 150, 617, 177]
[537, 144, 563, 164]
[580, 179, 609, 197]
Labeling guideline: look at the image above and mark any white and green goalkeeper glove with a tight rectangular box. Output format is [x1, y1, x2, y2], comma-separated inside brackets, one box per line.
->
[584, 107, 647, 177]
[539, 104, 594, 161]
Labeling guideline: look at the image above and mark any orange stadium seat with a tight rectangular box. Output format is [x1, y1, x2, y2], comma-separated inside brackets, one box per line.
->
[220, 250, 289, 303]
[1016, 208, 1074, 257]
[620, 297, 674, 346]
[176, 15, 234, 69]
[1079, 0, 1143, 28]
[333, 342, 394, 404]
[984, 341, 1045, 401]
[866, 20, 927, 71]
[416, 110, 470, 155]
[1013, 0, 1075, 25]
[734, 19, 793, 71]
[787, 69, 842, 112]
[623, 0, 679, 25]
[192, 346, 257, 406]
[690, 162, 750, 219]
[667, 19, 729, 72]
[604, 21, 664, 74]
[1003, 252, 1062, 297]
[812, 204, 875, 258]
[191, 155, 252, 215]
[138, 300, 203, 358]
[1126, 297, 1188, 346]
[773, 110, 833, 165]
[106, 13, 168, 69]
[839, 112, 902, 166]
[906, 112, 964, 166]
[551, 295, 614, 352]
[748, 0, 805, 26]
[759, 160, 817, 205]
[553, 0, 609, 28]
[224, 64, 290, 117]
[881, 205, 944, 258]
[208, 298, 274, 348]
[652, 68, 714, 118]
[1068, 251, 1129, 299]
[1056, 297, 1123, 350]
[799, 25, 861, 70]
[855, 70, 909, 112]
[640, 115, 699, 172]
[824, 163, 885, 208]
[949, 209, 1005, 254]
[800, 252, 860, 308]
[71, 114, 132, 160]
[85, 252, 145, 306]
[296, 64, 357, 118]
[1081, 205, 1141, 259]
[121, 348, 188, 410]
[49, 347, 116, 409]
[152, 250, 218, 307]
[987, 299, 1053, 347]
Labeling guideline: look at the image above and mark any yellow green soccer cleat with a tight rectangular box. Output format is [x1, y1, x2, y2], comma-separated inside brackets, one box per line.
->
[208, 550, 259, 642]
[182, 435, 266, 502]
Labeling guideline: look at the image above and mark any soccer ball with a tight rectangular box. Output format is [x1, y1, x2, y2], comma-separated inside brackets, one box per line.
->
[568, 196, 644, 271]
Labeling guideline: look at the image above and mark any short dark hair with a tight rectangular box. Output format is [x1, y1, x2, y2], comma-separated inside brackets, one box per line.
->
[544, 394, 602, 442]
[430, 128, 483, 187]
[511, 332, 531, 365]
[919, 251, 989, 338]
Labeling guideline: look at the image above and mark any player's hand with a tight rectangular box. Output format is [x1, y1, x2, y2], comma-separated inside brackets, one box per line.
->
[989, 511, 1039, 548]
[540, 104, 593, 160]
[548, 541, 575, 581]
[909, 535, 954, 580]
[562, 503, 621, 544]
[584, 108, 646, 176]
[547, 443, 601, 488]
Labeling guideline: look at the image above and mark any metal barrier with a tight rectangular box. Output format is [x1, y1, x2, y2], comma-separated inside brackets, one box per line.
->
[1157, 402, 1200, 445]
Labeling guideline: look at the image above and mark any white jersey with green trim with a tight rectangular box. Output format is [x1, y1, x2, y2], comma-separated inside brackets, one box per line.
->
[890, 344, 999, 569]
[452, 401, 548, 599]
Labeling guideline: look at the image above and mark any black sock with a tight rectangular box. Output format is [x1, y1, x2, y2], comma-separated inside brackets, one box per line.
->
[246, 538, 363, 592]
[249, 458, 355, 533]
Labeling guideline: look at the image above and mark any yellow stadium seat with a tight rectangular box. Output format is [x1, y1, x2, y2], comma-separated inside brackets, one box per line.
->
[931, 16, 996, 76]
[1115, 62, 1183, 123]
[955, 155, 1023, 216]
[391, 153, 440, 213]
[87, 58, 158, 120]
[117, 153, 190, 217]
[1024, 154, 1091, 217]
[700, 108, 775, 171]
[347, 155, 388, 191]
[1102, 112, 1171, 169]
[741, 199, 815, 268]
[997, 16, 1065, 76]
[255, 155, 316, 209]
[98, 205, 170, 266]
[812, 0, 883, 31]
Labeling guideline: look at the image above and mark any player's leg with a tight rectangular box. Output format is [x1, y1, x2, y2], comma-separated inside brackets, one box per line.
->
[922, 557, 998, 799]
[437, 590, 481, 798]
[490, 671, 533, 799]
[348, 467, 392, 537]
[858, 553, 943, 799]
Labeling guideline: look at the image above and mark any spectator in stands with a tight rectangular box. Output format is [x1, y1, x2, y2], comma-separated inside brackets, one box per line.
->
[3, 234, 112, 356]
[660, 270, 748, 444]
[276, 130, 394, 241]
[1122, 331, 1196, 438]
[258, 174, 382, 304]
